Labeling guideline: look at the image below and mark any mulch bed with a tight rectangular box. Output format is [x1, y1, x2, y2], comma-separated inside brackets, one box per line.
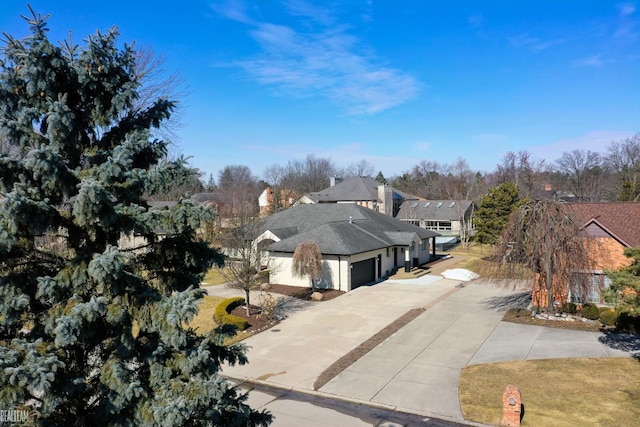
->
[503, 308, 603, 332]
[229, 285, 345, 334]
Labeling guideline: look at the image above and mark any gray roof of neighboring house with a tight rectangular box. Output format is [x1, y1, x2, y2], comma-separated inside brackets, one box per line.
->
[305, 176, 417, 203]
[260, 203, 439, 256]
[396, 200, 474, 221]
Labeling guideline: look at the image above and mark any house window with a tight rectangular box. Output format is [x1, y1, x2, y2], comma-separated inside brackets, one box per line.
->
[570, 274, 601, 303]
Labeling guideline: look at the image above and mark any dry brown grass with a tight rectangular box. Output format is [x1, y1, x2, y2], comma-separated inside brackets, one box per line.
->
[187, 295, 225, 333]
[460, 358, 640, 426]
[450, 242, 534, 280]
[202, 267, 229, 286]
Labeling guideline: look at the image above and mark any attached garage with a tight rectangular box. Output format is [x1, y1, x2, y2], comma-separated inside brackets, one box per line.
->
[350, 258, 375, 289]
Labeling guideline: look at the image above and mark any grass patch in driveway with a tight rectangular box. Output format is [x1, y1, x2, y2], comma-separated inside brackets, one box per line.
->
[460, 358, 640, 426]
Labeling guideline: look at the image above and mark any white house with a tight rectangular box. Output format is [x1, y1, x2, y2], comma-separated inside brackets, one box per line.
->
[256, 204, 439, 291]
[395, 200, 475, 249]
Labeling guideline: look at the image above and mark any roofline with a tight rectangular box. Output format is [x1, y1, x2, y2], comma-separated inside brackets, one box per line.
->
[582, 218, 632, 247]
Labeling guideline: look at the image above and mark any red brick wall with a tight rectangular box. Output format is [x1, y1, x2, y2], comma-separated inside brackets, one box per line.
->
[531, 237, 633, 309]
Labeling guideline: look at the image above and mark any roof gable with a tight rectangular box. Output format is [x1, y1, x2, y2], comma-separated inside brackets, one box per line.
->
[568, 202, 640, 247]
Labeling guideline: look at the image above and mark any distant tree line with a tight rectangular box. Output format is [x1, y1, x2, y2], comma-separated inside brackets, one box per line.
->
[179, 132, 639, 208]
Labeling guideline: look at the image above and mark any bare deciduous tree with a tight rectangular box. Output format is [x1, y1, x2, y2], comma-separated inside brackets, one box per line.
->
[607, 133, 640, 201]
[489, 200, 596, 312]
[341, 159, 376, 178]
[492, 150, 546, 199]
[291, 241, 323, 293]
[554, 149, 609, 201]
[221, 212, 264, 316]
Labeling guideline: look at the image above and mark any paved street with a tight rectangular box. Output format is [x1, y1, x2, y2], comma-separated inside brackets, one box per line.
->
[239, 383, 468, 427]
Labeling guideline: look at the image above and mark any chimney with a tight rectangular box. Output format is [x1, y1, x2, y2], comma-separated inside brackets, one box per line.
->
[349, 216, 353, 224]
[378, 184, 393, 216]
[330, 176, 342, 187]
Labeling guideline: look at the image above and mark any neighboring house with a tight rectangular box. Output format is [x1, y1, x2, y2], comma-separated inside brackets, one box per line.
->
[298, 176, 418, 217]
[532, 202, 640, 306]
[395, 200, 475, 249]
[258, 187, 299, 216]
[256, 204, 440, 291]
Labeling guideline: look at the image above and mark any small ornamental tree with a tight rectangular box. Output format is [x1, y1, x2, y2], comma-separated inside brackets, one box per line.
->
[221, 202, 264, 316]
[0, 10, 271, 426]
[292, 241, 323, 292]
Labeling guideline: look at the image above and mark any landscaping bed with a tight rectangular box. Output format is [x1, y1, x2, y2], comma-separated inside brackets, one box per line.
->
[503, 308, 603, 332]
[227, 285, 345, 334]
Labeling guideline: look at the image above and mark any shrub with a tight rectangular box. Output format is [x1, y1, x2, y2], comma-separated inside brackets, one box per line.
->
[214, 297, 249, 330]
[599, 309, 619, 327]
[581, 303, 600, 320]
[562, 302, 577, 314]
[616, 312, 640, 334]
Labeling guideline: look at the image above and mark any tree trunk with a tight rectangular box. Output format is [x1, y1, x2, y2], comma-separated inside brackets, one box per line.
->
[245, 289, 251, 316]
[311, 278, 316, 293]
[546, 257, 554, 313]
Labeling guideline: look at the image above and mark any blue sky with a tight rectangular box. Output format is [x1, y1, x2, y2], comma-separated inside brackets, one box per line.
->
[1, 1, 639, 181]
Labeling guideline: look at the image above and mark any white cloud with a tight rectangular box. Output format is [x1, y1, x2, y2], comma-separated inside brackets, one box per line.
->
[508, 34, 567, 51]
[618, 2, 636, 16]
[528, 131, 634, 161]
[572, 54, 605, 67]
[213, 1, 420, 115]
[211, 0, 254, 24]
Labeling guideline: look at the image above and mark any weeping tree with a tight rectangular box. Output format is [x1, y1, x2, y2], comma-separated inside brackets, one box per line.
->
[292, 241, 323, 293]
[0, 9, 271, 426]
[490, 200, 596, 312]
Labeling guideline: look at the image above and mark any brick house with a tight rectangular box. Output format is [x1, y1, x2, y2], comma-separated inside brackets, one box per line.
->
[258, 187, 299, 216]
[532, 202, 640, 307]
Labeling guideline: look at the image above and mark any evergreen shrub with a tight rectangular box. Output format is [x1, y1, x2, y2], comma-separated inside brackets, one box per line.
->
[215, 297, 249, 330]
[562, 302, 577, 314]
[581, 303, 600, 320]
[599, 309, 619, 326]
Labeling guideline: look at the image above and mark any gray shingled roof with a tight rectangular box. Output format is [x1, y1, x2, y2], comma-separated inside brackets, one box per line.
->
[396, 200, 474, 221]
[306, 176, 417, 203]
[260, 204, 439, 255]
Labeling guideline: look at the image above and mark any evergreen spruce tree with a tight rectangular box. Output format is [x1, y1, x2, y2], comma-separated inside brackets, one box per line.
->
[0, 9, 271, 426]
[474, 182, 522, 244]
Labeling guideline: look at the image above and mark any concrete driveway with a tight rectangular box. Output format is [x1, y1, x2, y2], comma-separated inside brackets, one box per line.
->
[222, 276, 638, 423]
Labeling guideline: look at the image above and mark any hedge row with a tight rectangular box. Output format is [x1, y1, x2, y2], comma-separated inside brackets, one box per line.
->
[214, 297, 249, 331]
[561, 302, 640, 331]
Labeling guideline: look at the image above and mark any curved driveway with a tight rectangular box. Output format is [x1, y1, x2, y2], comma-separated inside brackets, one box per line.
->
[222, 276, 639, 423]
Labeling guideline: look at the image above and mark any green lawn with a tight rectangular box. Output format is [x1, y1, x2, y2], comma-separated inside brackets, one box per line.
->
[460, 358, 640, 426]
